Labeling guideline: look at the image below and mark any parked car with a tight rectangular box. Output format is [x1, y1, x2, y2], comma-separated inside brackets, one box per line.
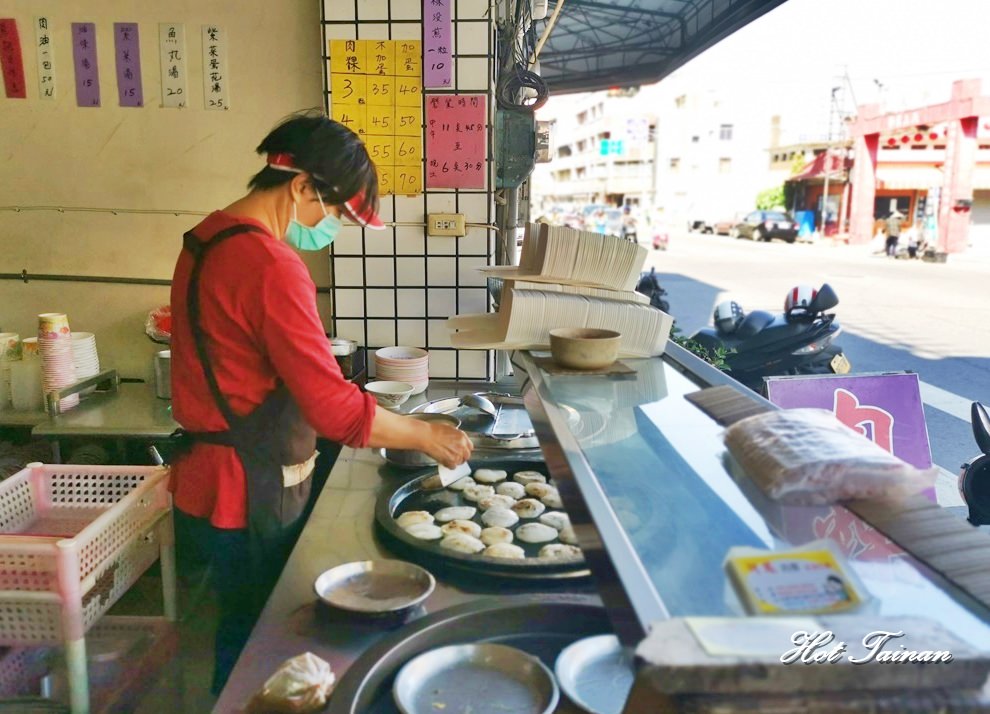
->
[730, 210, 798, 243]
[713, 213, 745, 235]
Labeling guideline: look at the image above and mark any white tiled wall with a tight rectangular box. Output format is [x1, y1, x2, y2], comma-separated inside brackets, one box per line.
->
[323, 0, 495, 380]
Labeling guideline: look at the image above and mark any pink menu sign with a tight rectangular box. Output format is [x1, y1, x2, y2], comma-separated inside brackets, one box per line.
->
[425, 94, 486, 189]
[72, 22, 100, 107]
[423, 0, 452, 88]
[114, 22, 143, 107]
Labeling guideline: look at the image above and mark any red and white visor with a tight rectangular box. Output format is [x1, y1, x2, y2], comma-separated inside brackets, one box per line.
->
[267, 153, 385, 230]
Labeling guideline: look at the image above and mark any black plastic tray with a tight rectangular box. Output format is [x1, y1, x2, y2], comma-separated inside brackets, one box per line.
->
[375, 459, 590, 581]
[327, 594, 611, 714]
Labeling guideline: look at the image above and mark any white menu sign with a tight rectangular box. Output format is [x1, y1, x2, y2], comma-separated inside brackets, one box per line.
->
[35, 16, 56, 100]
[202, 24, 229, 110]
[159, 23, 187, 108]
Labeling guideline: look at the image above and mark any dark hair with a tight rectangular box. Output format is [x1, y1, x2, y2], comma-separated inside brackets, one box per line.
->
[248, 110, 378, 218]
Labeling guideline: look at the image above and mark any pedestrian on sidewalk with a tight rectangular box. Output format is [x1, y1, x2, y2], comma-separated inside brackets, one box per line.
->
[885, 209, 904, 257]
[906, 222, 920, 259]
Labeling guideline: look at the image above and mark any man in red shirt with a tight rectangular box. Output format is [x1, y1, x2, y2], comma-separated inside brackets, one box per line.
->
[170, 113, 471, 693]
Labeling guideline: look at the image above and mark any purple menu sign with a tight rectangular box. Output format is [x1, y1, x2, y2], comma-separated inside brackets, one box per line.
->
[71, 22, 100, 106]
[424, 0, 452, 88]
[114, 22, 143, 107]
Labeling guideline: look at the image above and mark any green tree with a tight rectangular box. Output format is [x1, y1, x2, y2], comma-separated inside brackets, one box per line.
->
[756, 185, 785, 210]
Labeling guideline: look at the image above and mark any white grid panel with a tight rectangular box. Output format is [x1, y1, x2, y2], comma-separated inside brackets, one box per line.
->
[322, 0, 496, 381]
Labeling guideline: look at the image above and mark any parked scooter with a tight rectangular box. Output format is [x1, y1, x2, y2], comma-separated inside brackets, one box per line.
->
[690, 283, 851, 393]
[958, 402, 990, 526]
[635, 267, 670, 313]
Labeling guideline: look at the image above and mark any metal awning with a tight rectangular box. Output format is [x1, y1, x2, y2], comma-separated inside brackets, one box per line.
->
[535, 0, 789, 94]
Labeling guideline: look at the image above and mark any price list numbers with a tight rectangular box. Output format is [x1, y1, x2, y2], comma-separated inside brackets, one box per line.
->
[330, 39, 423, 196]
[423, 0, 452, 88]
[202, 25, 229, 110]
[114, 23, 143, 107]
[159, 23, 187, 108]
[71, 22, 100, 107]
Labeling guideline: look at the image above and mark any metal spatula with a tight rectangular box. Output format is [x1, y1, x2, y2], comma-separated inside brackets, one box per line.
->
[421, 461, 472, 490]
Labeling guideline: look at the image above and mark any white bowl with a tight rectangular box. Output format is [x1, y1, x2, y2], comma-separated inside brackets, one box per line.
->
[375, 346, 429, 364]
[366, 381, 416, 409]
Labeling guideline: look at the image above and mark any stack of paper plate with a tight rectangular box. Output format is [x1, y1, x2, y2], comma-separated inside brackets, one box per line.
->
[374, 346, 429, 396]
[71, 332, 101, 395]
[38, 313, 79, 412]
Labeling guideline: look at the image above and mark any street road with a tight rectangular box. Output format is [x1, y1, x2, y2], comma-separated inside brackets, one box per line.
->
[643, 231, 990, 485]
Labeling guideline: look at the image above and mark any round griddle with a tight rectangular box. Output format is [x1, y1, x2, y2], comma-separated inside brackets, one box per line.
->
[375, 460, 590, 581]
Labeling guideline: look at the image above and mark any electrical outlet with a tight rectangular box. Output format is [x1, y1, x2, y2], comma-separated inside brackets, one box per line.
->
[428, 213, 466, 237]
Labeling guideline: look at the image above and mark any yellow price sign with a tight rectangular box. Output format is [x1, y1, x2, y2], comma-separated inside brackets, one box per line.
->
[395, 78, 422, 107]
[329, 39, 367, 75]
[377, 165, 394, 196]
[367, 106, 395, 134]
[394, 106, 422, 137]
[332, 103, 367, 137]
[366, 77, 395, 106]
[394, 166, 422, 195]
[331, 74, 367, 105]
[365, 136, 395, 164]
[395, 40, 422, 77]
[367, 39, 396, 76]
[395, 137, 422, 166]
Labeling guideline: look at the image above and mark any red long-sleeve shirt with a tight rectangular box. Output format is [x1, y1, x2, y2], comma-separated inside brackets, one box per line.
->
[169, 211, 376, 529]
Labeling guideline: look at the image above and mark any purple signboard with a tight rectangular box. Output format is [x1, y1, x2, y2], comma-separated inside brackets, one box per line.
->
[423, 0, 452, 88]
[765, 371, 935, 502]
[71, 22, 100, 107]
[114, 22, 143, 107]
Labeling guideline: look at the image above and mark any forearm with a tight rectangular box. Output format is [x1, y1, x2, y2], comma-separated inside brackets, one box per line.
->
[366, 406, 429, 451]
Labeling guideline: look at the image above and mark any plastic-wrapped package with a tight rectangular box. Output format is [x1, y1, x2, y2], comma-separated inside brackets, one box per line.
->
[724, 408, 938, 505]
[246, 652, 336, 714]
[145, 305, 172, 344]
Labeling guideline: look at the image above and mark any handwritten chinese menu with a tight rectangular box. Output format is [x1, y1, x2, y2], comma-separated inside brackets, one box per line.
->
[330, 39, 423, 196]
[0, 19, 26, 99]
[71, 22, 100, 107]
[114, 23, 143, 107]
[35, 17, 55, 100]
[426, 95, 487, 189]
[159, 23, 187, 108]
[202, 25, 229, 110]
[424, 0, 452, 88]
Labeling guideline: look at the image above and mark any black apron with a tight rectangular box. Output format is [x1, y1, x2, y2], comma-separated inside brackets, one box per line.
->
[176, 224, 316, 585]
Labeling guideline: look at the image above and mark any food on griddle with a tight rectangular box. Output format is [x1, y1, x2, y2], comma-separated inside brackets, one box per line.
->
[439, 532, 485, 554]
[473, 468, 508, 484]
[441, 519, 482, 538]
[462, 484, 496, 503]
[478, 494, 517, 511]
[495, 481, 526, 499]
[404, 523, 444, 541]
[447, 476, 475, 492]
[511, 498, 546, 520]
[539, 543, 582, 559]
[559, 525, 578, 545]
[540, 488, 563, 509]
[516, 522, 558, 544]
[524, 482, 554, 499]
[539, 511, 570, 531]
[484, 543, 525, 560]
[434, 506, 477, 523]
[513, 470, 547, 486]
[481, 506, 520, 529]
[396, 510, 434, 529]
[480, 526, 514, 545]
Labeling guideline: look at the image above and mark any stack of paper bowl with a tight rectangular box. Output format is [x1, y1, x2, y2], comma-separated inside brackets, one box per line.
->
[0, 333, 21, 410]
[21, 337, 40, 360]
[374, 346, 429, 395]
[71, 332, 101, 393]
[38, 313, 79, 412]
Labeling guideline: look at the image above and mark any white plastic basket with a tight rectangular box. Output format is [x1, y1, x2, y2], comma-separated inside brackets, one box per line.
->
[0, 464, 176, 713]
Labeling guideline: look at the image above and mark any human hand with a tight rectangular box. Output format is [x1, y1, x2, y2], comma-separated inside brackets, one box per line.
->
[422, 421, 473, 469]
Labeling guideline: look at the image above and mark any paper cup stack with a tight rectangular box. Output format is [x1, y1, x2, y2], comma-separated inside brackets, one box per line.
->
[374, 346, 430, 396]
[71, 332, 101, 394]
[38, 313, 79, 412]
[0, 333, 21, 411]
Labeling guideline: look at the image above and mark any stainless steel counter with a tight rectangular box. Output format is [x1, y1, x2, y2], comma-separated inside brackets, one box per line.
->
[32, 381, 178, 438]
[214, 381, 597, 713]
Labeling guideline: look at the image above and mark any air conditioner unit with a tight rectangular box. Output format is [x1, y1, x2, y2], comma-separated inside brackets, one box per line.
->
[532, 0, 549, 21]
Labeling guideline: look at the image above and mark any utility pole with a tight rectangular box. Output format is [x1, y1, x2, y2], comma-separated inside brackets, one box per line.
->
[821, 86, 841, 234]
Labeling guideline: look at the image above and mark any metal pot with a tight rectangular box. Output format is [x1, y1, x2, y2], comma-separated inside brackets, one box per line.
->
[382, 413, 461, 468]
[154, 350, 171, 400]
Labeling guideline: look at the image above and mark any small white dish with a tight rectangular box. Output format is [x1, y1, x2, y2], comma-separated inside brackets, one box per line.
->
[366, 380, 416, 409]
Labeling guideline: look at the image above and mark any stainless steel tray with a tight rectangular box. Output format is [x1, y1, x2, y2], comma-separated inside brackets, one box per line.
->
[375, 460, 590, 581]
[327, 594, 612, 714]
[410, 393, 540, 449]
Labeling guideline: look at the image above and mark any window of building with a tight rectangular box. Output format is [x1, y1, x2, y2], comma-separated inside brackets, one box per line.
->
[577, 111, 588, 125]
[675, 95, 686, 108]
[576, 167, 587, 178]
[556, 169, 572, 181]
[719, 124, 733, 140]
[558, 145, 573, 158]
[691, 136, 699, 143]
[669, 158, 680, 171]
[577, 140, 587, 153]
[719, 158, 732, 174]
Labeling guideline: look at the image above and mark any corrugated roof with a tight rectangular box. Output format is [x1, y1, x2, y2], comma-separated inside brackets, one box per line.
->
[536, 0, 789, 94]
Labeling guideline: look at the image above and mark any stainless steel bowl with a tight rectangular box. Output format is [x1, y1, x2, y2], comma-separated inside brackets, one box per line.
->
[314, 560, 435, 617]
[554, 635, 635, 714]
[382, 413, 462, 469]
[393, 643, 559, 714]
